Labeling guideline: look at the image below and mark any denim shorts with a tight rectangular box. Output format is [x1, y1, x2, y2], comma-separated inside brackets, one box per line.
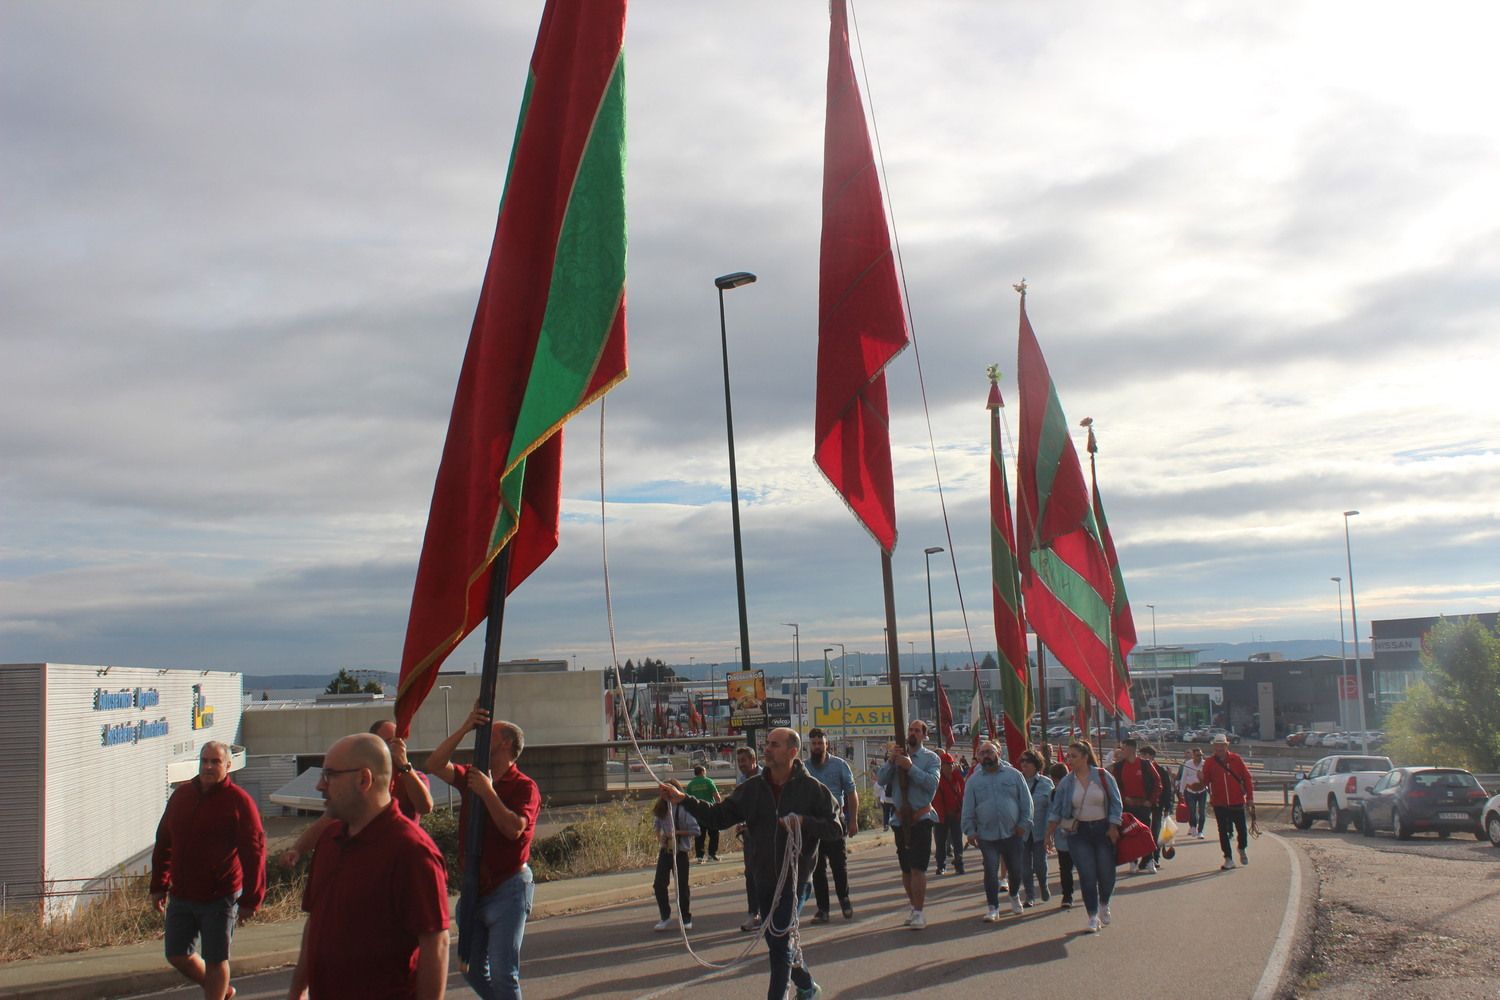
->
[894, 819, 934, 873]
[164, 893, 238, 963]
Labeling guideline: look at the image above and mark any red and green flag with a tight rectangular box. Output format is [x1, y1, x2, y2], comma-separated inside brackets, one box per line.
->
[395, 1, 630, 735]
[988, 371, 1033, 765]
[1014, 292, 1133, 720]
[814, 0, 909, 553]
[1085, 424, 1138, 712]
[936, 680, 956, 749]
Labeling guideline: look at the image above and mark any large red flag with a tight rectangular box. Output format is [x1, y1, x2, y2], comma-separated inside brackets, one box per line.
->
[988, 373, 1033, 765]
[1014, 292, 1133, 720]
[1085, 424, 1138, 714]
[395, 2, 630, 735]
[936, 681, 955, 749]
[814, 0, 909, 552]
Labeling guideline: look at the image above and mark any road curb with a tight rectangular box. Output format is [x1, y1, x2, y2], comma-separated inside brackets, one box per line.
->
[1252, 831, 1318, 1000]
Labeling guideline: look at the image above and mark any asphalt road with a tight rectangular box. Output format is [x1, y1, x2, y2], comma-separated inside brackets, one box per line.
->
[119, 827, 1301, 1000]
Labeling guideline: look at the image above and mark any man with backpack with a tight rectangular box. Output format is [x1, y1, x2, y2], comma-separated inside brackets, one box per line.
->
[1109, 738, 1159, 874]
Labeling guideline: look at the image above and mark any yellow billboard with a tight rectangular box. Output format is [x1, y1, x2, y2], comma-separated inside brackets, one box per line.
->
[809, 686, 898, 736]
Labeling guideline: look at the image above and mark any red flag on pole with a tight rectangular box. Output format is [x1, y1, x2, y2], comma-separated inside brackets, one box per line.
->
[814, 0, 909, 552]
[1014, 290, 1133, 720]
[988, 372, 1034, 765]
[936, 681, 955, 749]
[393, 2, 630, 736]
[1086, 423, 1138, 717]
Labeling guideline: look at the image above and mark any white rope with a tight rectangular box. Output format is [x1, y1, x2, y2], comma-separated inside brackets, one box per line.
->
[596, 403, 803, 976]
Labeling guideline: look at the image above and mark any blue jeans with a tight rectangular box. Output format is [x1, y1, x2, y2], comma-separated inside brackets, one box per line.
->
[463, 865, 535, 1000]
[763, 877, 814, 1000]
[1021, 832, 1049, 901]
[1068, 820, 1117, 917]
[1186, 790, 1208, 831]
[976, 835, 1024, 908]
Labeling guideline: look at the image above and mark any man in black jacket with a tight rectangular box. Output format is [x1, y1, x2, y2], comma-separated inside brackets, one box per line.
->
[661, 727, 840, 1000]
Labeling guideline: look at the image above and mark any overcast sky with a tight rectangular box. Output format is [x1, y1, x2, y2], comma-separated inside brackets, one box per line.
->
[4, 1, 1498, 678]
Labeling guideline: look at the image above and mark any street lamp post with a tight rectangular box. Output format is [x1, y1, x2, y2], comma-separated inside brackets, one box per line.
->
[1145, 602, 1161, 714]
[823, 647, 838, 745]
[715, 271, 757, 745]
[1343, 511, 1370, 753]
[438, 685, 454, 812]
[924, 545, 944, 725]
[1332, 577, 1349, 731]
[835, 643, 848, 749]
[782, 623, 800, 726]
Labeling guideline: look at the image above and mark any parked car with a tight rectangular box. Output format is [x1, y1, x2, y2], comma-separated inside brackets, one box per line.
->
[1286, 731, 1309, 747]
[1291, 754, 1393, 832]
[1359, 767, 1489, 840]
[1303, 731, 1325, 747]
[1483, 792, 1500, 848]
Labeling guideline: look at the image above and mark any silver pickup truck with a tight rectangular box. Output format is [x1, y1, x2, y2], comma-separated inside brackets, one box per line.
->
[1291, 754, 1394, 832]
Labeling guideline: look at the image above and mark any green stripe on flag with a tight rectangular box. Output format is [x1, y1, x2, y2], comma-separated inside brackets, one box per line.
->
[1030, 548, 1114, 641]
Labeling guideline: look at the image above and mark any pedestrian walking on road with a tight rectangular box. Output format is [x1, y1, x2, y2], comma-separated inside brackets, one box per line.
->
[1047, 740, 1123, 934]
[1045, 760, 1076, 908]
[1202, 733, 1255, 870]
[427, 707, 542, 1000]
[290, 733, 449, 1000]
[734, 746, 764, 931]
[651, 780, 699, 931]
[1017, 750, 1054, 906]
[804, 728, 859, 922]
[933, 751, 967, 876]
[150, 741, 266, 1000]
[1140, 745, 1174, 866]
[876, 720, 943, 930]
[1178, 746, 1209, 838]
[684, 766, 722, 863]
[1110, 738, 1159, 874]
[662, 727, 841, 1000]
[960, 741, 1033, 922]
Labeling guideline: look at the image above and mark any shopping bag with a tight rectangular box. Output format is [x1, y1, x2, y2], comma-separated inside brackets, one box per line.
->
[1114, 812, 1156, 866]
[1159, 814, 1178, 845]
[1175, 800, 1189, 824]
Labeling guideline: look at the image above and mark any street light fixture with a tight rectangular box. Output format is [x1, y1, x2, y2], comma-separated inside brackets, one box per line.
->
[715, 271, 757, 721]
[1145, 602, 1161, 712]
[1343, 511, 1370, 753]
[782, 623, 800, 725]
[923, 545, 944, 723]
[1332, 577, 1349, 731]
[835, 643, 848, 747]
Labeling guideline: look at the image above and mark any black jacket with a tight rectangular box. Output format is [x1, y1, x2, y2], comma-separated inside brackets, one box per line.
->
[679, 760, 841, 913]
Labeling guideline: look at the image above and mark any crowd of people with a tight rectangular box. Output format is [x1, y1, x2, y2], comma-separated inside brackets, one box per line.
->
[145, 712, 1254, 1000]
[149, 709, 540, 1000]
[651, 721, 1257, 999]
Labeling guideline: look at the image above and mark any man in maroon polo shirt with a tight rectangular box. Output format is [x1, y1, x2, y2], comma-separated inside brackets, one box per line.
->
[428, 706, 542, 1000]
[288, 733, 450, 1000]
[280, 718, 434, 866]
[151, 740, 266, 1000]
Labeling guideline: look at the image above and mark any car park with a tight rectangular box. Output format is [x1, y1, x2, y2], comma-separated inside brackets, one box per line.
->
[1483, 792, 1500, 848]
[1359, 767, 1489, 840]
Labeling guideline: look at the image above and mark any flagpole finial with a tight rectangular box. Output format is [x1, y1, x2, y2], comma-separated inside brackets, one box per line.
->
[1080, 416, 1097, 455]
[1012, 279, 1027, 297]
[986, 364, 1001, 385]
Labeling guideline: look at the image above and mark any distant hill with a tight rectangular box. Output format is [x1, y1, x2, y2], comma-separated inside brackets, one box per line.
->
[242, 670, 399, 691]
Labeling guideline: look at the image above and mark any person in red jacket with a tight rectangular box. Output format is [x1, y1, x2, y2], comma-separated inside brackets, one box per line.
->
[1202, 733, 1255, 870]
[933, 751, 967, 876]
[150, 741, 266, 1000]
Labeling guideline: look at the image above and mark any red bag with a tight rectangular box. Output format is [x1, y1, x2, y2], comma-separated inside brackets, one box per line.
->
[1114, 812, 1156, 865]
[1175, 800, 1189, 824]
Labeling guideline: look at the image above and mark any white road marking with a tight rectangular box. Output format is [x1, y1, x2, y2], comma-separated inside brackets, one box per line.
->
[1252, 831, 1304, 1000]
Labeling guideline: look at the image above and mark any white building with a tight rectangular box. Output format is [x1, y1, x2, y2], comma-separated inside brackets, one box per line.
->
[0, 663, 244, 917]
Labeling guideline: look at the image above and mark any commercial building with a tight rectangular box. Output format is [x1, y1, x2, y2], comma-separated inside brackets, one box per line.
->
[0, 663, 244, 917]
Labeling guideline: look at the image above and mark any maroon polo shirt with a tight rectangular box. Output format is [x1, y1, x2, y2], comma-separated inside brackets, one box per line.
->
[454, 762, 541, 897]
[150, 775, 266, 912]
[302, 801, 449, 1000]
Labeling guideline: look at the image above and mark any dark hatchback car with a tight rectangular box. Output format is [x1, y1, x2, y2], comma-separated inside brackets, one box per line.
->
[1359, 767, 1489, 840]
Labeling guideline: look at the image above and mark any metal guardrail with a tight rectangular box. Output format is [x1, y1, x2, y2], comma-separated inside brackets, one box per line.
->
[0, 873, 149, 916]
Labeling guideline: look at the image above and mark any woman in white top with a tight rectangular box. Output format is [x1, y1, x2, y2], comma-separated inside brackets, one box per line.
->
[1177, 747, 1208, 838]
[1045, 740, 1124, 933]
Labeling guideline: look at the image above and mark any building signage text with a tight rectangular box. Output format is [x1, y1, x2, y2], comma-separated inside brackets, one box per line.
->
[93, 687, 162, 711]
[101, 717, 171, 747]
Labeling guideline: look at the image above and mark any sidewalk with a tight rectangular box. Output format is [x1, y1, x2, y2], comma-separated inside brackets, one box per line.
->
[0, 830, 899, 1000]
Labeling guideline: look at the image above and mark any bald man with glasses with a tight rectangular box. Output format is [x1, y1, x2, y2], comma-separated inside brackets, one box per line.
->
[288, 733, 450, 1000]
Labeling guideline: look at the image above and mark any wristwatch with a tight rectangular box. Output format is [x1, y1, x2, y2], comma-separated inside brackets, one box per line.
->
[396, 763, 414, 775]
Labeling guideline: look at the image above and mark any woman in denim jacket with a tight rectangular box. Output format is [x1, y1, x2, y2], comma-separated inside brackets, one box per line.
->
[1017, 750, 1054, 906]
[1046, 740, 1123, 933]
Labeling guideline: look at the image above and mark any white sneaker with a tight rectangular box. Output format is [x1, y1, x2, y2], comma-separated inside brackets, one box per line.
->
[1010, 896, 1024, 916]
[983, 906, 1000, 923]
[682, 918, 692, 930]
[1188, 827, 1198, 838]
[653, 918, 673, 932]
[1221, 856, 1237, 870]
[1144, 860, 1157, 874]
[1099, 902, 1112, 926]
[1239, 849, 1249, 866]
[1087, 915, 1101, 933]
[908, 910, 927, 930]
[901, 909, 915, 927]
